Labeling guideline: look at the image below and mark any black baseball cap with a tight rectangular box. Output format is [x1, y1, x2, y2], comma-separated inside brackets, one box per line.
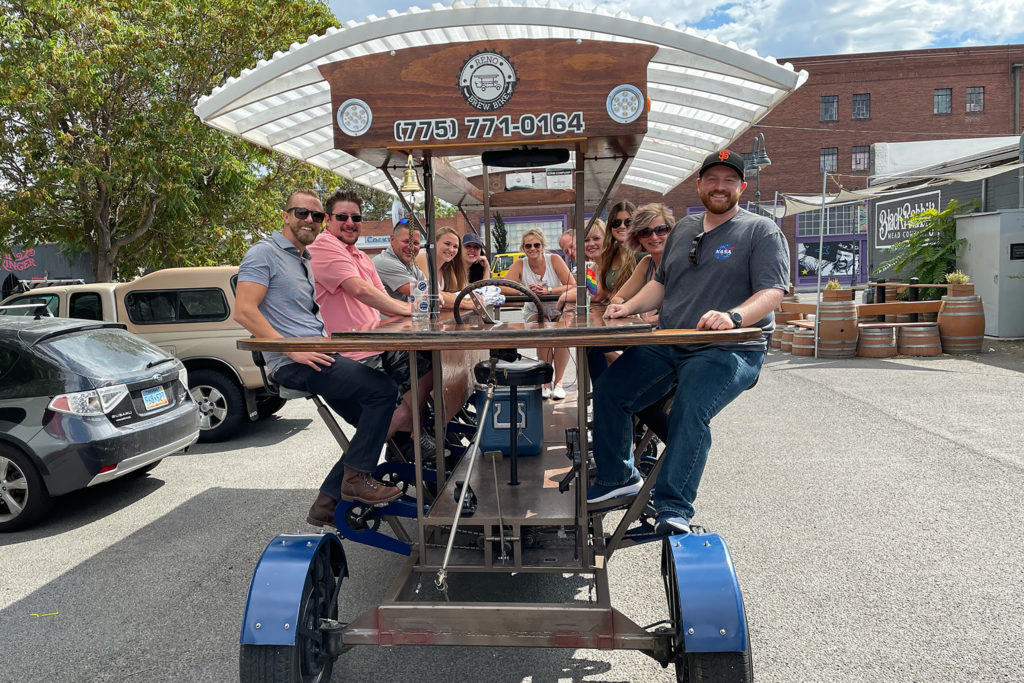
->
[698, 149, 745, 180]
[462, 232, 484, 247]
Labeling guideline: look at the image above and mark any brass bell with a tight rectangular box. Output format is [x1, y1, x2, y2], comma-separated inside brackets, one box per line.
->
[400, 154, 424, 193]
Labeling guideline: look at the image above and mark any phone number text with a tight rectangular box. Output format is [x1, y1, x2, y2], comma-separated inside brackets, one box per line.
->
[393, 112, 585, 143]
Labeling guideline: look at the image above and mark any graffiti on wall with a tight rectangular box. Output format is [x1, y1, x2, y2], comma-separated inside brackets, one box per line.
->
[2, 248, 37, 272]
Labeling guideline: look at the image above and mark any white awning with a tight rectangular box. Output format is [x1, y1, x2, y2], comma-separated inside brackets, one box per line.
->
[196, 0, 807, 205]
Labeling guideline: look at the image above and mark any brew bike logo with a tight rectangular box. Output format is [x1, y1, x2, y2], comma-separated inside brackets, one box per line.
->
[458, 51, 518, 112]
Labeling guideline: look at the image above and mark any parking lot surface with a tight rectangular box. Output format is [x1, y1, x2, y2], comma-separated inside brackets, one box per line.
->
[2, 341, 1023, 682]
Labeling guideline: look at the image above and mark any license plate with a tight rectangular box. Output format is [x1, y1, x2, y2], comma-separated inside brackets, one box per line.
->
[141, 385, 169, 411]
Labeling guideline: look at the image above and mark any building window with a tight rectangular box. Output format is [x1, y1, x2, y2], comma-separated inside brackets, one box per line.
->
[934, 88, 952, 114]
[852, 146, 870, 172]
[820, 147, 838, 173]
[820, 95, 838, 121]
[852, 93, 870, 119]
[797, 203, 869, 237]
[966, 86, 984, 113]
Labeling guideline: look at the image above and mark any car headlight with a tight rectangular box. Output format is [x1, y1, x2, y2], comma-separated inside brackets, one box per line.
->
[49, 384, 130, 416]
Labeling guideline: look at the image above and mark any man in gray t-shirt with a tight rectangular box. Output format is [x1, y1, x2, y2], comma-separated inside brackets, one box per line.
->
[373, 220, 425, 301]
[586, 149, 789, 536]
[234, 188, 403, 525]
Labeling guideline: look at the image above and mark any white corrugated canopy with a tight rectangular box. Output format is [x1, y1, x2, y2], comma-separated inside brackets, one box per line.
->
[195, 0, 807, 205]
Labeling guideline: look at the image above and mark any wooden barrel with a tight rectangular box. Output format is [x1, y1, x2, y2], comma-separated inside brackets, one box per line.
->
[897, 325, 941, 356]
[791, 328, 815, 356]
[817, 300, 858, 358]
[857, 327, 896, 358]
[770, 328, 782, 349]
[775, 295, 801, 326]
[883, 285, 902, 322]
[780, 326, 794, 352]
[938, 296, 985, 354]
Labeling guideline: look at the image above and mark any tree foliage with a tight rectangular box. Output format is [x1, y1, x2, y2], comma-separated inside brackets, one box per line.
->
[874, 198, 976, 296]
[0, 0, 356, 280]
[490, 211, 508, 253]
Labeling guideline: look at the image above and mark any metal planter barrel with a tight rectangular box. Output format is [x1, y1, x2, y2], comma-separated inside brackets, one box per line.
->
[791, 328, 815, 356]
[780, 326, 794, 352]
[897, 325, 942, 356]
[857, 327, 896, 358]
[938, 296, 985, 354]
[816, 300, 858, 358]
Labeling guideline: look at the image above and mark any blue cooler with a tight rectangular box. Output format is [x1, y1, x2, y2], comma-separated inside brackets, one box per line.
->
[473, 358, 553, 457]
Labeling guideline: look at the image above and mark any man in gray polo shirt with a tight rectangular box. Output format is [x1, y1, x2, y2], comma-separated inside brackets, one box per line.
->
[373, 218, 425, 301]
[587, 149, 789, 536]
[235, 188, 403, 526]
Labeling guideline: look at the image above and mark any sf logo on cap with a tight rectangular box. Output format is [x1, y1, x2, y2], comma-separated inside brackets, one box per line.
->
[718, 150, 731, 161]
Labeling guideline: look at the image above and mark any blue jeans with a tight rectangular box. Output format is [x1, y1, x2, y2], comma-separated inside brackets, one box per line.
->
[274, 355, 400, 499]
[592, 344, 764, 520]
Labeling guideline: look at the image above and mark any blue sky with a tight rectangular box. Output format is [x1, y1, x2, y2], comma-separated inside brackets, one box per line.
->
[329, 0, 1024, 58]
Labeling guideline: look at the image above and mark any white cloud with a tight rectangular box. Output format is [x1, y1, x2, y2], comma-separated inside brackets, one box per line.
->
[331, 1, 1024, 58]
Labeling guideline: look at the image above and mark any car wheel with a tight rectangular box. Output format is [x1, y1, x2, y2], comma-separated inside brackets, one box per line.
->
[255, 396, 287, 420]
[0, 445, 52, 532]
[189, 369, 244, 442]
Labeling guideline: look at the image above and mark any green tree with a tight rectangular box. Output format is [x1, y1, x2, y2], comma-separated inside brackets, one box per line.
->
[491, 211, 508, 253]
[0, 0, 338, 280]
[875, 198, 977, 297]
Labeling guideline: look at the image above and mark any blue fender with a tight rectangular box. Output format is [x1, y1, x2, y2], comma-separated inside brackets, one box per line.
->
[240, 533, 346, 646]
[663, 532, 748, 653]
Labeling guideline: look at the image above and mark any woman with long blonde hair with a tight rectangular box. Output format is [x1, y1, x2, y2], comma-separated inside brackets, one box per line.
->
[414, 226, 471, 309]
[503, 228, 575, 399]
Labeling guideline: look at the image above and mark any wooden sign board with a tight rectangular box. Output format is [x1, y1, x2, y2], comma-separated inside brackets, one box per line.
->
[319, 39, 657, 152]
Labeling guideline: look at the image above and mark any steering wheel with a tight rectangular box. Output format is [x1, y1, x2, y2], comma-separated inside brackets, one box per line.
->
[453, 278, 546, 325]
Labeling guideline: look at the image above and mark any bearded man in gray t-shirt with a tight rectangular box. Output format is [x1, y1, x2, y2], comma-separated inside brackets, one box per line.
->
[586, 149, 789, 536]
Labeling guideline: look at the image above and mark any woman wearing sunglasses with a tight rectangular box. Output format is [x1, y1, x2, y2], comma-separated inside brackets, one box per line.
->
[414, 226, 472, 309]
[594, 200, 639, 302]
[503, 229, 576, 400]
[608, 203, 675, 325]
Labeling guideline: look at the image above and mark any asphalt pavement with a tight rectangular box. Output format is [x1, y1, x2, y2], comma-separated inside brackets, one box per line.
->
[2, 342, 1022, 682]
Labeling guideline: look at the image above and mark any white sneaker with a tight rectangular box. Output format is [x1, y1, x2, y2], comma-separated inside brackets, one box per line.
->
[551, 384, 566, 400]
[541, 386, 552, 399]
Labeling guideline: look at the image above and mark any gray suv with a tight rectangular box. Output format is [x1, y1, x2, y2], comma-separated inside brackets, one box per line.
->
[0, 316, 200, 531]
[0, 266, 279, 442]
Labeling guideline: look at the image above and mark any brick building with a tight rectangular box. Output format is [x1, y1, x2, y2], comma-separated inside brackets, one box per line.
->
[474, 44, 1024, 285]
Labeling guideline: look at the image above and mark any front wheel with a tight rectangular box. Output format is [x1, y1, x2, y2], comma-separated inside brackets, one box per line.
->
[189, 369, 244, 442]
[676, 645, 753, 682]
[239, 545, 341, 683]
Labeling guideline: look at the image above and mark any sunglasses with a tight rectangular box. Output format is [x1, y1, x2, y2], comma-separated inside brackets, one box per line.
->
[286, 207, 325, 223]
[636, 224, 672, 239]
[330, 212, 362, 223]
[523, 242, 543, 249]
[688, 231, 705, 266]
[609, 218, 632, 229]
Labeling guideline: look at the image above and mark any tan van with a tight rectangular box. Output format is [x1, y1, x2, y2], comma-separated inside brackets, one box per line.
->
[0, 266, 277, 442]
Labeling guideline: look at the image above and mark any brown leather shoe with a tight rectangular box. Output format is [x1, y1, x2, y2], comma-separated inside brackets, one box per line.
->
[341, 468, 402, 507]
[306, 492, 338, 528]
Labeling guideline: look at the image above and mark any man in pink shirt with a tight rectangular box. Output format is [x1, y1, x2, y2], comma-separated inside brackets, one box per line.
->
[307, 190, 437, 467]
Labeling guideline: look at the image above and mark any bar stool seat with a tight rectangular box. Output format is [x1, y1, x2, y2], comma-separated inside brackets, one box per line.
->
[474, 358, 552, 387]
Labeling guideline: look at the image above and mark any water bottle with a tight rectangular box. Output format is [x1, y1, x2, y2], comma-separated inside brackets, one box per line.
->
[410, 279, 429, 321]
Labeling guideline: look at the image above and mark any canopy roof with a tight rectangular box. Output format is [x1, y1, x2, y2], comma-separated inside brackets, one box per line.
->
[196, 0, 807, 208]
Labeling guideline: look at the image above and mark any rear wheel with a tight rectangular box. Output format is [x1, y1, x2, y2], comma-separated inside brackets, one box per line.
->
[189, 369, 244, 442]
[0, 446, 51, 532]
[256, 396, 287, 420]
[239, 546, 341, 683]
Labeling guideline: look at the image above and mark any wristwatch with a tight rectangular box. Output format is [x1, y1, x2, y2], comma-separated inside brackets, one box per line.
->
[546, 286, 552, 295]
[728, 310, 743, 328]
